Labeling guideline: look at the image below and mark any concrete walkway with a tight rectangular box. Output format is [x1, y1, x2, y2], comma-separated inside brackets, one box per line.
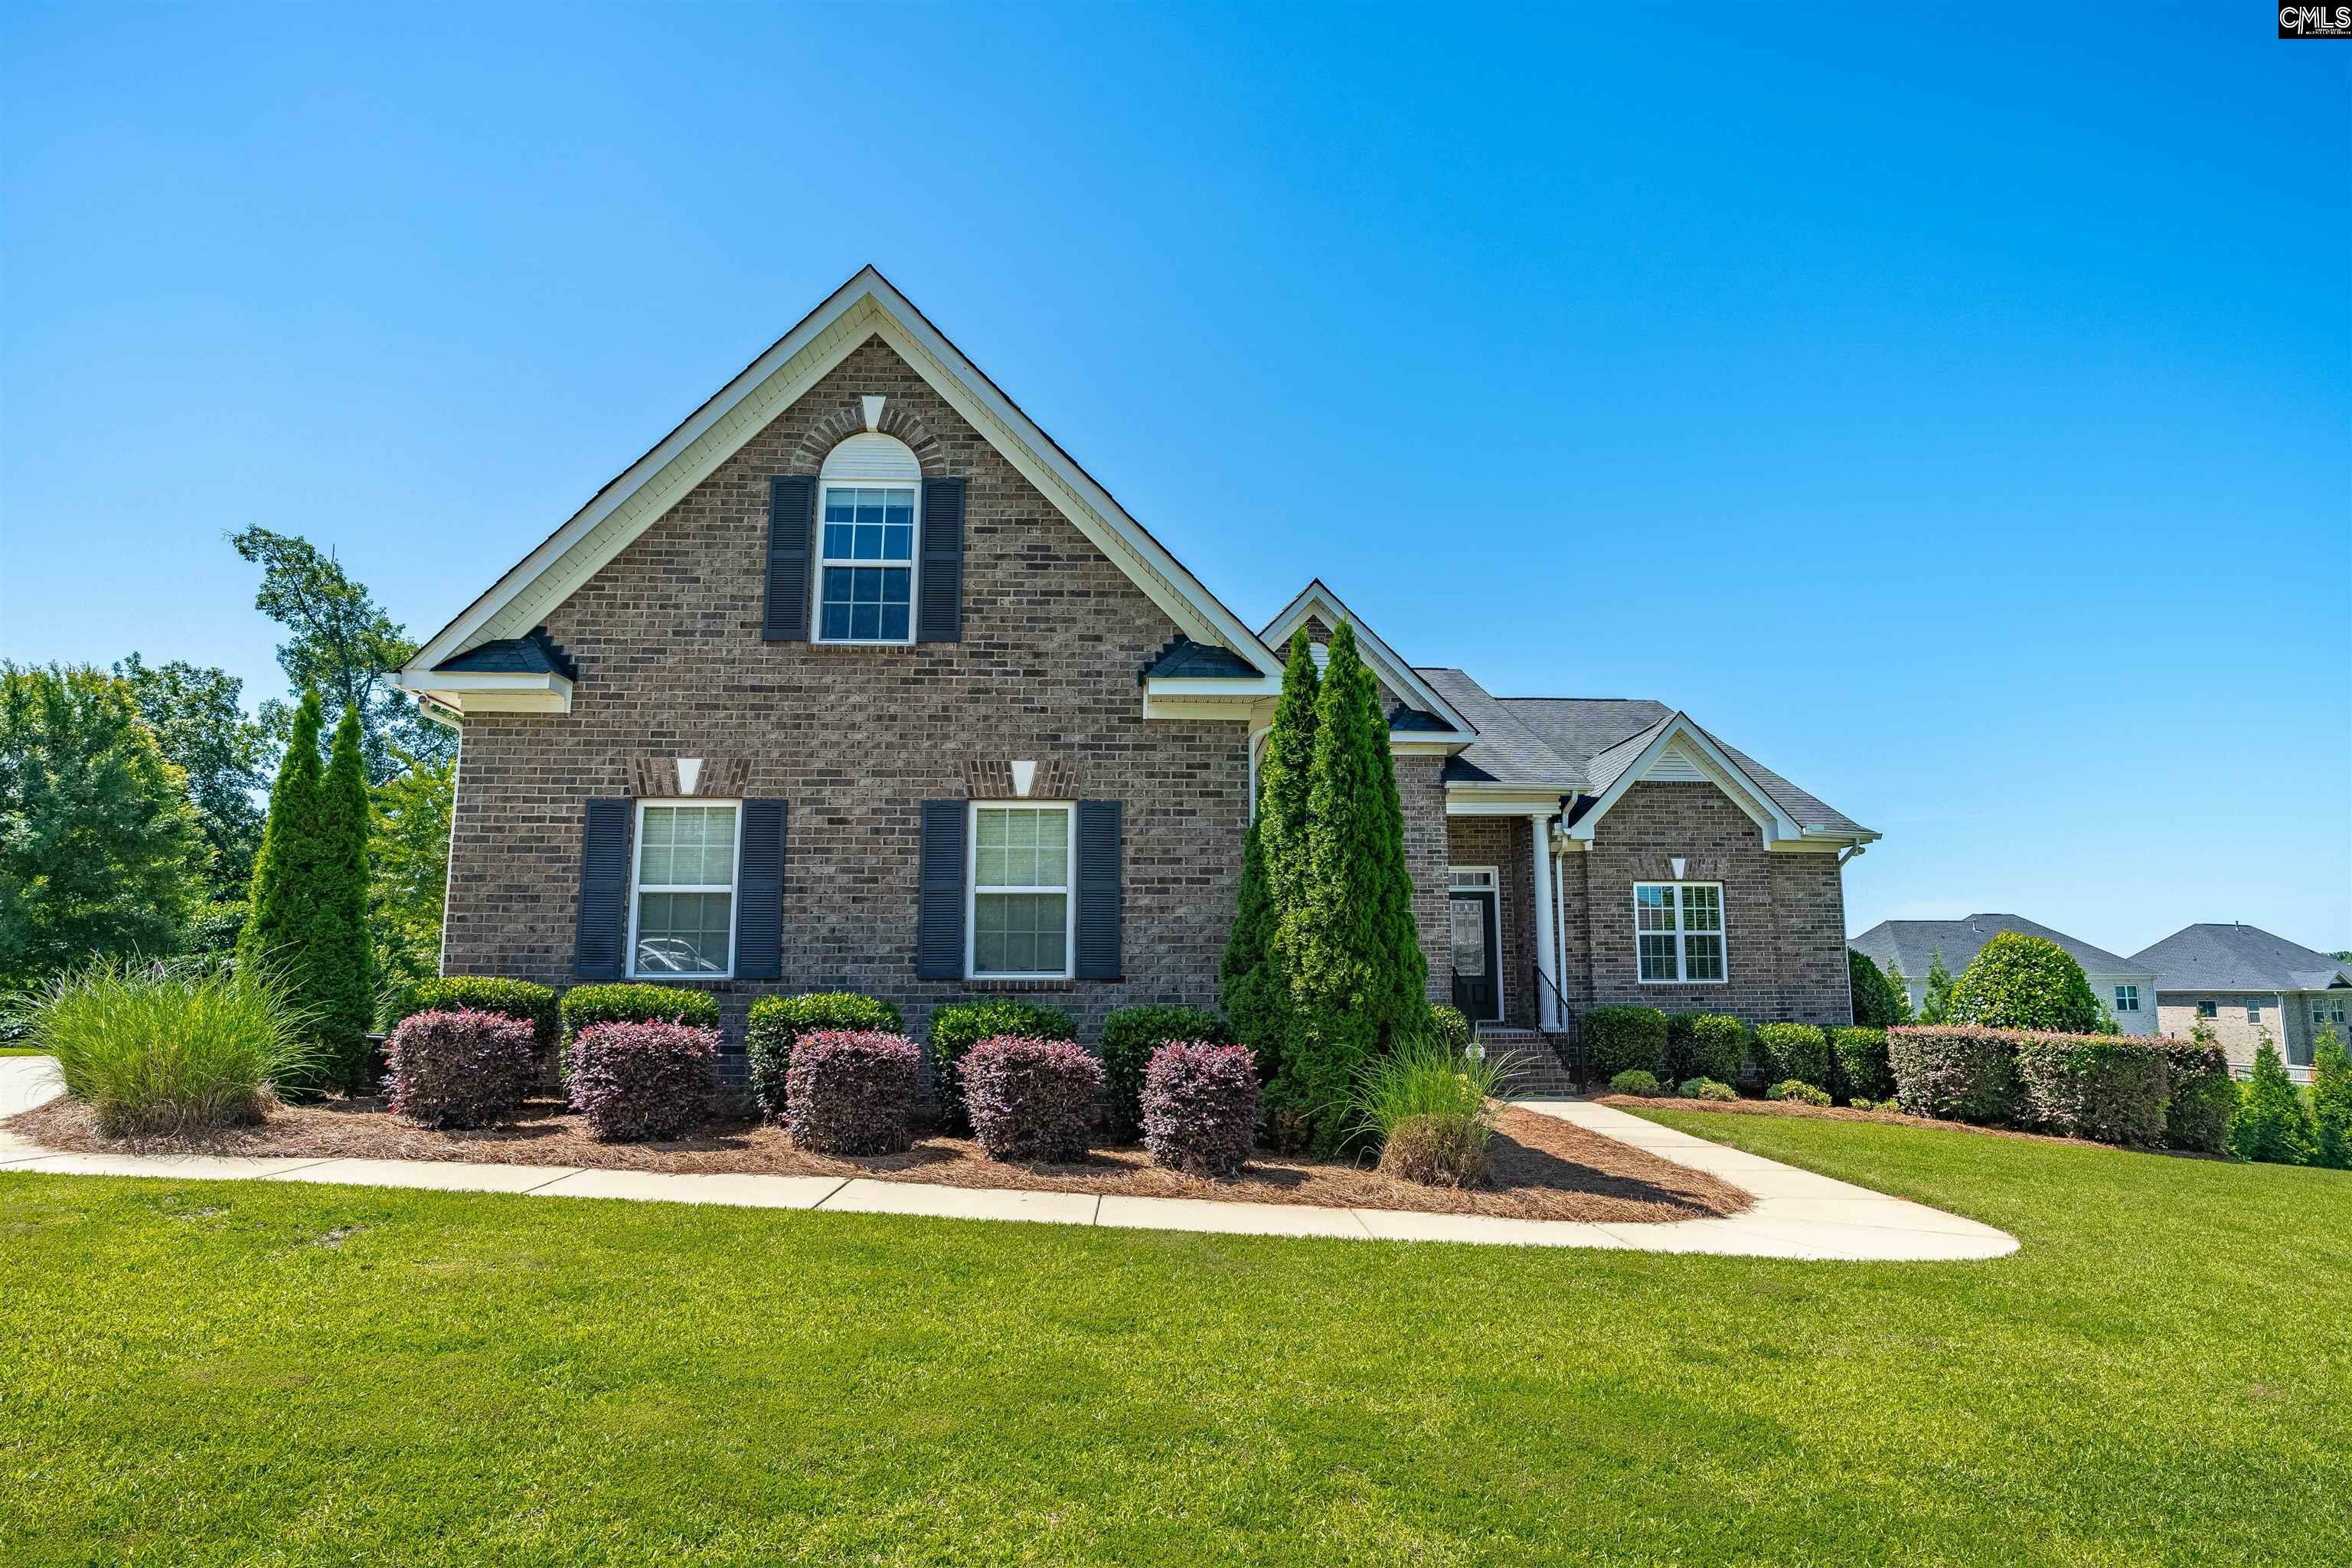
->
[0, 1058, 2015, 1260]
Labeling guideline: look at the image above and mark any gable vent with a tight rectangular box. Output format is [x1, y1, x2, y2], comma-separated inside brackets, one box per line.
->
[1642, 738, 1710, 782]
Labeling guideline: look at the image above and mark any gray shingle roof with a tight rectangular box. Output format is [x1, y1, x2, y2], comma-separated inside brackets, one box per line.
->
[2129, 923, 2352, 993]
[1850, 915, 2147, 981]
[1416, 668, 1586, 788]
[433, 626, 578, 681]
[1139, 635, 1263, 681]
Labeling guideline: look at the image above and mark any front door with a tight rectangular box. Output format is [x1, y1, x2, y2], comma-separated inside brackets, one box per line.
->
[1449, 888, 1501, 1024]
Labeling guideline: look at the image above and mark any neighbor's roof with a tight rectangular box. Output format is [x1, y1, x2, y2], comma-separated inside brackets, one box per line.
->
[1850, 915, 2147, 981]
[2130, 923, 2352, 994]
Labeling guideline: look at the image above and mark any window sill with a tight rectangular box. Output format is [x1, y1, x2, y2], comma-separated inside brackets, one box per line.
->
[962, 977, 1082, 992]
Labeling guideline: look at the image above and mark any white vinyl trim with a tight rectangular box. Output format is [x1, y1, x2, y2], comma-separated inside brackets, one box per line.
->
[1632, 880, 1729, 985]
[965, 801, 1077, 982]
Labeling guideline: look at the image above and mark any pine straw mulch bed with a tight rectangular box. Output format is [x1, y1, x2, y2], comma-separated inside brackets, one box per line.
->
[1596, 1093, 2227, 1157]
[8, 1093, 1747, 1224]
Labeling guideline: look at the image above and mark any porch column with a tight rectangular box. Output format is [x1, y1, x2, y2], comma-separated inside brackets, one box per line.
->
[1529, 814, 1560, 1032]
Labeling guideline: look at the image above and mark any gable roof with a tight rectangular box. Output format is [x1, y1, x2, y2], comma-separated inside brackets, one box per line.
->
[1139, 636, 1263, 681]
[1259, 581, 1475, 739]
[402, 266, 1277, 684]
[2130, 923, 2352, 993]
[1851, 915, 2147, 982]
[433, 626, 578, 681]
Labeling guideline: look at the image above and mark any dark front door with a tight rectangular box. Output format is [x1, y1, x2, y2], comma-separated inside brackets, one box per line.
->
[1449, 889, 1501, 1023]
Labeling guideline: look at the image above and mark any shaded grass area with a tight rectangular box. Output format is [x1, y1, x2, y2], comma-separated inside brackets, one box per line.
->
[3, 1114, 2349, 1566]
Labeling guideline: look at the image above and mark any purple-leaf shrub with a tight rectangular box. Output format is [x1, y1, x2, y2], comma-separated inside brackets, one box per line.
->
[385, 1008, 538, 1129]
[1140, 1042, 1258, 1178]
[1887, 1026, 2027, 1124]
[566, 1021, 717, 1142]
[959, 1035, 1102, 1162]
[2013, 1032, 2171, 1148]
[786, 1030, 920, 1155]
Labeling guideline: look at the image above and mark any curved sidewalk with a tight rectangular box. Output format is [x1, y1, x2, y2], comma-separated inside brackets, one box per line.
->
[0, 1060, 2014, 1260]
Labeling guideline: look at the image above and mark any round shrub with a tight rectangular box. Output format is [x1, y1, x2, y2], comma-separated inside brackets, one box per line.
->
[746, 992, 903, 1123]
[1831, 1026, 1893, 1102]
[1685, 1014, 1749, 1085]
[1099, 1004, 1230, 1142]
[1886, 1026, 2025, 1123]
[1945, 933, 2101, 1034]
[1378, 1112, 1488, 1187]
[786, 1030, 920, 1155]
[927, 999, 1077, 1131]
[1769, 1079, 1832, 1107]
[384, 1008, 537, 1129]
[1609, 1069, 1664, 1096]
[1749, 1023, 1829, 1091]
[1140, 1041, 1259, 1178]
[566, 1020, 716, 1142]
[559, 982, 721, 1037]
[1428, 1004, 1473, 1054]
[392, 978, 559, 1056]
[960, 1036, 1102, 1161]
[1583, 1005, 1668, 1082]
[1679, 1076, 1736, 1102]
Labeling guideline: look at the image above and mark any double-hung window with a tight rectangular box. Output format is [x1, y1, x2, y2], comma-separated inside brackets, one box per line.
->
[817, 484, 917, 643]
[629, 801, 740, 977]
[1634, 882, 1726, 983]
[2197, 1000, 2218, 1019]
[969, 804, 1073, 978]
[2113, 985, 2140, 1014]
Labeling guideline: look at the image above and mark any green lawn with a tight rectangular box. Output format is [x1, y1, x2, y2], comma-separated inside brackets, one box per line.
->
[3, 1114, 2348, 1566]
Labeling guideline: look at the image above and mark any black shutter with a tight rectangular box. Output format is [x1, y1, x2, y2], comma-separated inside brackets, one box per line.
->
[735, 799, 786, 980]
[764, 475, 816, 642]
[573, 799, 632, 979]
[916, 475, 964, 643]
[1074, 800, 1122, 980]
[916, 799, 966, 979]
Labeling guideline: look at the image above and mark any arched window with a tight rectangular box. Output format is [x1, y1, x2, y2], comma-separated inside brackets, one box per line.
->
[816, 433, 922, 644]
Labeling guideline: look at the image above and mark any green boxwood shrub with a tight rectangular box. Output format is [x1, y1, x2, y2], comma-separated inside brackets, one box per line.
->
[1679, 1076, 1736, 1102]
[1609, 1069, 1663, 1096]
[1769, 1079, 1831, 1107]
[926, 999, 1077, 1131]
[1945, 932, 2101, 1034]
[2013, 1031, 2169, 1148]
[744, 992, 903, 1123]
[1098, 1004, 1230, 1142]
[1584, 1005, 1667, 1082]
[1663, 1011, 1705, 1081]
[1749, 1023, 1829, 1091]
[560, 983, 721, 1037]
[1831, 1026, 1892, 1102]
[1685, 1014, 1747, 1085]
[393, 977, 560, 1056]
[1887, 1026, 2027, 1124]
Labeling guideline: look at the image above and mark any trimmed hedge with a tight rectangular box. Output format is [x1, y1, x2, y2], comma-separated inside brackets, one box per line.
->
[1664, 1011, 1706, 1082]
[1585, 1005, 1668, 1081]
[384, 1009, 537, 1129]
[746, 992, 903, 1124]
[927, 1000, 1078, 1132]
[392, 978, 560, 1056]
[1099, 1004, 1230, 1142]
[786, 1030, 920, 1155]
[566, 1020, 715, 1142]
[1831, 1026, 1893, 1103]
[2014, 1032, 2170, 1148]
[560, 983, 721, 1037]
[1888, 1026, 2029, 1125]
[2151, 1033, 2234, 1154]
[1140, 1041, 1259, 1178]
[1769, 1079, 1831, 1107]
[1749, 1023, 1829, 1091]
[959, 1036, 1101, 1162]
[1609, 1069, 1663, 1096]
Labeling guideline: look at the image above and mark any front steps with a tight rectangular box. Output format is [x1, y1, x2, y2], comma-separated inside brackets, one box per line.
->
[1475, 1026, 1582, 1097]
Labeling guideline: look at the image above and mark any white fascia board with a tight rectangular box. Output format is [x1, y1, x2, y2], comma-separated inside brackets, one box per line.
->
[394, 669, 573, 716]
[1446, 786, 1570, 817]
[1564, 713, 1799, 849]
[1392, 737, 1472, 756]
[407, 266, 1279, 676]
[1259, 580, 1476, 737]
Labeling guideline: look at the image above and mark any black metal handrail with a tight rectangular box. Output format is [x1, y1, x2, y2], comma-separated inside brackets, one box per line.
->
[1527, 961, 1591, 1092]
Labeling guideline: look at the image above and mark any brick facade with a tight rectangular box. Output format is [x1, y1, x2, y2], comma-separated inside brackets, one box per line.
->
[1443, 816, 1538, 1028]
[2153, 991, 2327, 1072]
[442, 334, 1247, 1059]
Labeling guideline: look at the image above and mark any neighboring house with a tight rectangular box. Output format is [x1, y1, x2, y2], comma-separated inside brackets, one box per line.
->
[2132, 923, 2352, 1083]
[1847, 914, 2159, 1034]
[395, 268, 1877, 1087]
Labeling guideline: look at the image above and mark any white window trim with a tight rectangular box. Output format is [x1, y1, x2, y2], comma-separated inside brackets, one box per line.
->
[812, 479, 921, 646]
[1632, 880, 1729, 985]
[966, 800, 1077, 982]
[625, 798, 743, 981]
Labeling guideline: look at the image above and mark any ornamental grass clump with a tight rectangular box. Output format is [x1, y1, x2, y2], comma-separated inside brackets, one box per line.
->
[746, 992, 903, 1123]
[1356, 1034, 1502, 1187]
[13, 956, 321, 1138]
[384, 1008, 537, 1129]
[1139, 1041, 1259, 1178]
[786, 1030, 920, 1155]
[1099, 1004, 1230, 1142]
[565, 1020, 716, 1142]
[959, 1036, 1102, 1162]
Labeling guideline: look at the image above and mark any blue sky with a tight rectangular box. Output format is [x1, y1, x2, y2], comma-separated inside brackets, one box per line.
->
[3, 4, 2346, 956]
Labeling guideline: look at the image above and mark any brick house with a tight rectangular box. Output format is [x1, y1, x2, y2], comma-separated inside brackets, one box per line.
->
[2131, 923, 2352, 1083]
[397, 269, 1878, 1086]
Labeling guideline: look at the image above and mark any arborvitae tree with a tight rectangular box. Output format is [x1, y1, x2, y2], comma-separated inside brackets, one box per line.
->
[313, 704, 376, 1088]
[1848, 948, 1909, 1027]
[1245, 629, 1320, 1131]
[2311, 1026, 2351, 1171]
[1919, 949, 1956, 1024]
[1288, 622, 1427, 1154]
[1882, 961, 1916, 1024]
[239, 691, 335, 1097]
[1218, 809, 1282, 1081]
[2231, 1033, 2314, 1166]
